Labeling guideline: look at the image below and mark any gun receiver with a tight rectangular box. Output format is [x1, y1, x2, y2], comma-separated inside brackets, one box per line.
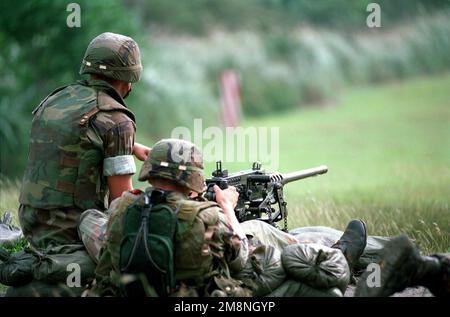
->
[203, 161, 328, 231]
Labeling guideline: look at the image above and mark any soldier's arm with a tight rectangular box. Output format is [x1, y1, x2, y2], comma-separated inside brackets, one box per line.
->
[213, 185, 246, 239]
[133, 142, 151, 161]
[90, 112, 137, 202]
[108, 175, 133, 201]
[103, 120, 136, 201]
[214, 185, 249, 272]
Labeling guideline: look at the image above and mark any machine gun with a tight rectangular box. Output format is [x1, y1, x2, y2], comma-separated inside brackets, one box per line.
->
[203, 161, 328, 231]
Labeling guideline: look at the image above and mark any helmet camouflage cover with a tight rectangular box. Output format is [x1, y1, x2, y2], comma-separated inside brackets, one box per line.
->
[79, 32, 142, 83]
[139, 139, 206, 193]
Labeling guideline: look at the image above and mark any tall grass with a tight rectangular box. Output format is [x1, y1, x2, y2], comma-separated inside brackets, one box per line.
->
[0, 177, 21, 226]
[288, 195, 449, 254]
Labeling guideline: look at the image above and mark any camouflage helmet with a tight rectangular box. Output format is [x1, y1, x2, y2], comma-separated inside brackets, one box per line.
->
[80, 32, 142, 83]
[139, 139, 206, 193]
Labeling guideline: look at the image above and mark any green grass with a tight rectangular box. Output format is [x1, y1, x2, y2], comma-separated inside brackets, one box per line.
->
[1, 73, 449, 254]
[216, 73, 450, 254]
[0, 178, 21, 226]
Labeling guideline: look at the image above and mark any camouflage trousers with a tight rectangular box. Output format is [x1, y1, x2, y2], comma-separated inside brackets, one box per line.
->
[18, 204, 109, 263]
[19, 204, 84, 249]
[78, 209, 109, 263]
[77, 193, 137, 263]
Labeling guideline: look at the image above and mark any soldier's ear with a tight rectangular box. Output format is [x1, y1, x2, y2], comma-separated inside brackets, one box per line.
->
[123, 83, 132, 99]
[188, 191, 198, 198]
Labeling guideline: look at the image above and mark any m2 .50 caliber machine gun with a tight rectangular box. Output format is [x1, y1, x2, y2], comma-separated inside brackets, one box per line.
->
[203, 161, 328, 231]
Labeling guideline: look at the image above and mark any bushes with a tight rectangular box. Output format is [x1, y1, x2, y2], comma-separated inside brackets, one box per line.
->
[131, 39, 219, 140]
[241, 75, 301, 116]
[0, 0, 144, 178]
[143, 10, 450, 119]
[2, 1, 450, 178]
[130, 0, 450, 35]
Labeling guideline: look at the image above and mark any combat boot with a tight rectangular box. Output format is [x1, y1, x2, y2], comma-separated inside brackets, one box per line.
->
[426, 253, 450, 297]
[331, 219, 367, 272]
[355, 235, 449, 297]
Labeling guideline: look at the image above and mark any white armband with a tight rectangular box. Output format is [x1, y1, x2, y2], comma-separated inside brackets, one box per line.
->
[103, 155, 136, 176]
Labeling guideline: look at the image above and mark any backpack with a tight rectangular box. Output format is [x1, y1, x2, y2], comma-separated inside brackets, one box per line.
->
[102, 188, 244, 297]
[118, 188, 178, 297]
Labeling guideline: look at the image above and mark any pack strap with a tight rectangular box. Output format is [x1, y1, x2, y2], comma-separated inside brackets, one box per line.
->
[79, 105, 100, 126]
[121, 191, 168, 274]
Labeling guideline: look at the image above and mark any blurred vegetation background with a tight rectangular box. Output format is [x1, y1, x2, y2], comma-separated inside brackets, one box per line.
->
[0, 0, 449, 252]
[1, 0, 450, 177]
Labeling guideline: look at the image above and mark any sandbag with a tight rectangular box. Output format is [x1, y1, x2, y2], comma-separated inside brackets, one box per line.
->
[233, 243, 286, 296]
[281, 243, 350, 293]
[31, 244, 96, 285]
[290, 226, 391, 271]
[1, 244, 96, 296]
[0, 250, 35, 286]
[266, 279, 343, 297]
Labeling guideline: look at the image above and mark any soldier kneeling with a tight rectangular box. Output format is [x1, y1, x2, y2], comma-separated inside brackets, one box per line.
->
[82, 138, 251, 297]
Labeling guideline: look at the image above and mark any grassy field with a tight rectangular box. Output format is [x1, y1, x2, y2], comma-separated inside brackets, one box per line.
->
[1, 73, 449, 254]
[223, 72, 450, 254]
[200, 72, 449, 254]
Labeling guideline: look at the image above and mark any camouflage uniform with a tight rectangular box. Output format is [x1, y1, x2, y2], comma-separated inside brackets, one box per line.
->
[18, 32, 142, 249]
[81, 139, 249, 296]
[88, 188, 249, 296]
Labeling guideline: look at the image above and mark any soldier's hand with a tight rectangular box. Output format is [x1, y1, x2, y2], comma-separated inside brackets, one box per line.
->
[213, 185, 238, 210]
[213, 185, 246, 239]
[133, 143, 151, 161]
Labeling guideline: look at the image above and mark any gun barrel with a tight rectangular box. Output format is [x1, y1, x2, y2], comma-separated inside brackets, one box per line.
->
[272, 165, 328, 185]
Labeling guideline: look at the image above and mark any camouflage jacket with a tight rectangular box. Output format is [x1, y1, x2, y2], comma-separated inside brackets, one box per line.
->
[19, 79, 136, 212]
[92, 188, 249, 296]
